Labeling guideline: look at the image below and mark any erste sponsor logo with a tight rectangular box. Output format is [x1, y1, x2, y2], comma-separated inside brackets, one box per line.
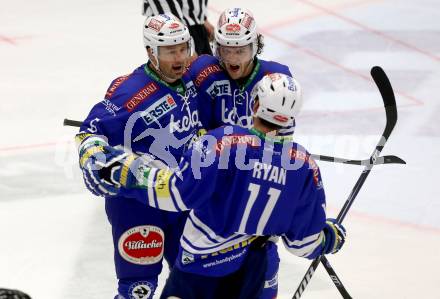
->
[206, 80, 231, 97]
[141, 94, 177, 125]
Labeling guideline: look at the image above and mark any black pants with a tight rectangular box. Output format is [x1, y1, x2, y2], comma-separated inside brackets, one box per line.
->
[160, 245, 268, 299]
[188, 24, 213, 56]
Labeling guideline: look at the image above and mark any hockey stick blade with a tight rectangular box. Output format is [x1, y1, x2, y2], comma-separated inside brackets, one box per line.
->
[293, 66, 400, 299]
[371, 66, 398, 155]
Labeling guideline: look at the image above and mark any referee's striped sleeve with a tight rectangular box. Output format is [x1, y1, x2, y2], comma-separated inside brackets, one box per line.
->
[143, 0, 207, 25]
[142, 0, 184, 20]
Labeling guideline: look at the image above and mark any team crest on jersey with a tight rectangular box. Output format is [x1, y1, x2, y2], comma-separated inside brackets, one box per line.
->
[169, 109, 201, 134]
[141, 94, 177, 125]
[118, 225, 164, 265]
[207, 80, 231, 97]
[128, 281, 154, 299]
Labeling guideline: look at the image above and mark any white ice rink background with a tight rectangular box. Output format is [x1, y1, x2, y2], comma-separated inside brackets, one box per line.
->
[1, 0, 439, 298]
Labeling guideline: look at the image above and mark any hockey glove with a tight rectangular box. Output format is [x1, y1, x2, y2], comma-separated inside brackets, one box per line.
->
[322, 218, 346, 255]
[77, 134, 129, 197]
[101, 147, 157, 190]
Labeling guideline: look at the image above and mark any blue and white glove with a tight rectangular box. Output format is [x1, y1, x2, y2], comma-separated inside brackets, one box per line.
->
[77, 133, 129, 197]
[322, 218, 346, 255]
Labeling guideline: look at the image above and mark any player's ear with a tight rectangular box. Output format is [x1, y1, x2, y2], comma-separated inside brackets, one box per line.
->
[146, 47, 157, 64]
[253, 97, 260, 113]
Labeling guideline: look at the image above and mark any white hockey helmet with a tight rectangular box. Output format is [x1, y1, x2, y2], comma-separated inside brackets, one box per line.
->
[143, 13, 192, 59]
[252, 73, 302, 127]
[215, 8, 259, 58]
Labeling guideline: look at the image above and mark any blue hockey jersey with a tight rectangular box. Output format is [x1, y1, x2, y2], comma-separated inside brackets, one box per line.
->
[78, 63, 202, 168]
[122, 125, 327, 276]
[187, 55, 292, 131]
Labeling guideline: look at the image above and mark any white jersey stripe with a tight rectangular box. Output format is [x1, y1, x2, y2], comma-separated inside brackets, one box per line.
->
[147, 168, 158, 208]
[171, 176, 188, 211]
[283, 232, 321, 247]
[282, 233, 323, 257]
[256, 188, 281, 234]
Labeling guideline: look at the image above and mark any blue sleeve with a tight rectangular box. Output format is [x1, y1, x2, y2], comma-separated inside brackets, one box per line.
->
[124, 134, 220, 212]
[187, 56, 221, 130]
[77, 75, 133, 146]
[281, 158, 327, 259]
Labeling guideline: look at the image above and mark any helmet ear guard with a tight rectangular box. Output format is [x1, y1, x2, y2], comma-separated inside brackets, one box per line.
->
[252, 73, 303, 127]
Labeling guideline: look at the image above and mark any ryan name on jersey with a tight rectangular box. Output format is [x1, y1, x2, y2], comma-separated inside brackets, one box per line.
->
[252, 161, 286, 186]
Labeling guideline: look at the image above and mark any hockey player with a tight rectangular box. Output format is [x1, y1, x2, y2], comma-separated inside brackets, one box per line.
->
[84, 73, 347, 298]
[189, 8, 294, 135]
[184, 7, 295, 297]
[76, 14, 202, 299]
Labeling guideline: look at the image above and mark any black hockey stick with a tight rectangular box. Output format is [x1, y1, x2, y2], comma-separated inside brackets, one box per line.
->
[292, 66, 399, 299]
[63, 119, 83, 127]
[311, 153, 404, 166]
[63, 118, 405, 167]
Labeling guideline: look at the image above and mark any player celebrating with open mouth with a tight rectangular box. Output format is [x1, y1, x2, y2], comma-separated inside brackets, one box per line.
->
[187, 8, 296, 298]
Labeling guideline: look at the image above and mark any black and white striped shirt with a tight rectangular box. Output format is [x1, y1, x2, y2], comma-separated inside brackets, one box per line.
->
[142, 0, 208, 26]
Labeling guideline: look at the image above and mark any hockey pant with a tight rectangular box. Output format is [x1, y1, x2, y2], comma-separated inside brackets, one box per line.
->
[105, 197, 188, 299]
[160, 241, 279, 299]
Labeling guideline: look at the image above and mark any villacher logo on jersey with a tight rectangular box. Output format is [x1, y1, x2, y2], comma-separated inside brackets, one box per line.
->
[118, 225, 164, 265]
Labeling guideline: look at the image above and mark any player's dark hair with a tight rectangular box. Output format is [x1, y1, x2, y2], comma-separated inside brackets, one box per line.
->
[256, 34, 264, 55]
